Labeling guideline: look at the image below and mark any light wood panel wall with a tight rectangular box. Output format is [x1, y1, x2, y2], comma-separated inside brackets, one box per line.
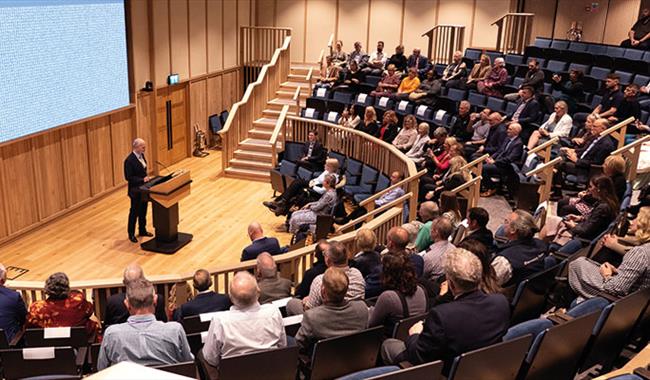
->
[256, 0, 517, 63]
[525, 0, 642, 44]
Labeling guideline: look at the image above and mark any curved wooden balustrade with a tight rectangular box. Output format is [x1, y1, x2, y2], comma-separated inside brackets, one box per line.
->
[7, 207, 404, 322]
[600, 117, 635, 150]
[611, 134, 650, 182]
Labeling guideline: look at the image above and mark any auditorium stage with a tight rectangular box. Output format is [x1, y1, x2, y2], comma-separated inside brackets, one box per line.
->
[0, 152, 291, 282]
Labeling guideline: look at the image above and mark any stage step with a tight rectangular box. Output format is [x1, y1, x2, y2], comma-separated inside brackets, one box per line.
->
[224, 166, 270, 182]
[249, 128, 273, 140]
[253, 117, 277, 129]
[263, 108, 297, 117]
[240, 138, 273, 152]
[234, 149, 273, 161]
[229, 158, 273, 171]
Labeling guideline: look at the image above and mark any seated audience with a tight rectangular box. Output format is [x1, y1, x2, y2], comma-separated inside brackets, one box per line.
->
[296, 129, 327, 171]
[329, 40, 347, 66]
[491, 210, 548, 286]
[527, 100, 573, 150]
[357, 106, 379, 136]
[422, 156, 471, 202]
[27, 272, 98, 338]
[473, 112, 506, 158]
[316, 56, 341, 89]
[286, 241, 365, 315]
[565, 113, 596, 149]
[375, 110, 400, 144]
[592, 206, 650, 266]
[386, 226, 425, 278]
[460, 207, 495, 252]
[480, 123, 524, 197]
[422, 136, 455, 175]
[336, 60, 365, 93]
[406, 48, 430, 77]
[506, 86, 541, 141]
[504, 59, 545, 102]
[463, 108, 493, 156]
[409, 69, 438, 105]
[620, 8, 650, 49]
[348, 41, 366, 66]
[477, 57, 507, 97]
[385, 45, 407, 74]
[448, 54, 490, 90]
[422, 217, 456, 280]
[364, 40, 387, 76]
[264, 158, 339, 216]
[589, 74, 624, 121]
[414, 201, 441, 251]
[610, 83, 641, 124]
[104, 264, 167, 328]
[295, 268, 369, 356]
[394, 68, 421, 99]
[200, 272, 286, 371]
[392, 114, 418, 152]
[438, 50, 467, 88]
[440, 191, 462, 228]
[551, 69, 584, 113]
[241, 221, 283, 261]
[256, 253, 292, 304]
[287, 174, 338, 234]
[173, 269, 231, 321]
[98, 279, 193, 370]
[456, 240, 501, 294]
[553, 118, 615, 194]
[371, 64, 401, 97]
[449, 100, 473, 142]
[295, 240, 330, 299]
[405, 122, 431, 164]
[339, 107, 361, 129]
[351, 229, 382, 280]
[368, 254, 428, 334]
[380, 247, 510, 373]
[0, 263, 27, 342]
[343, 171, 405, 224]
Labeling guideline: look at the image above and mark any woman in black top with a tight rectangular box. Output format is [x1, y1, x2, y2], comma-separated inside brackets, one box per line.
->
[357, 106, 379, 136]
[375, 110, 400, 143]
[551, 69, 584, 113]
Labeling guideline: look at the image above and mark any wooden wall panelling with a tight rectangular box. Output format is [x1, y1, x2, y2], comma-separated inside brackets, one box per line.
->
[238, 0, 252, 63]
[403, 0, 438, 55]
[337, 0, 370, 50]
[437, 0, 475, 49]
[31, 131, 66, 220]
[110, 109, 135, 186]
[221, 71, 238, 110]
[86, 117, 115, 196]
[524, 0, 557, 40]
[152, 0, 171, 87]
[60, 124, 91, 206]
[188, 0, 208, 78]
[304, 0, 337, 63]
[136, 93, 154, 146]
[170, 85, 189, 164]
[1, 141, 39, 233]
[0, 153, 7, 239]
[156, 88, 171, 167]
[368, 0, 402, 53]
[207, 0, 224, 72]
[554, 0, 609, 43]
[169, 0, 191, 80]
[256, 0, 275, 26]
[189, 79, 208, 148]
[276, 0, 305, 62]
[223, 0, 238, 69]
[472, 0, 511, 48]
[130, 0, 152, 90]
[206, 74, 224, 116]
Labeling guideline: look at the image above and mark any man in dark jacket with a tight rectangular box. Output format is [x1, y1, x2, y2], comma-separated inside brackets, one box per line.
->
[381, 247, 510, 374]
[491, 210, 548, 287]
[241, 222, 284, 261]
[124, 138, 153, 243]
[173, 269, 231, 321]
[295, 240, 329, 298]
[504, 59, 545, 102]
[472, 112, 507, 159]
[461, 207, 495, 252]
[507, 86, 541, 141]
[480, 123, 524, 197]
[0, 264, 27, 343]
[297, 130, 327, 171]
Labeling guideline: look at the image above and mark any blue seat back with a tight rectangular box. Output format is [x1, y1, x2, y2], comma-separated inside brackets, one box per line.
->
[467, 92, 486, 107]
[546, 60, 567, 72]
[323, 111, 340, 123]
[505, 54, 524, 65]
[209, 113, 223, 134]
[606, 46, 625, 58]
[365, 75, 382, 87]
[279, 160, 297, 176]
[550, 40, 569, 50]
[354, 93, 374, 107]
[345, 158, 363, 184]
[332, 91, 354, 104]
[447, 88, 466, 102]
[328, 151, 346, 171]
[284, 141, 304, 162]
[505, 101, 518, 115]
[568, 42, 588, 52]
[590, 94, 603, 108]
[644, 51, 650, 62]
[485, 51, 503, 64]
[587, 44, 608, 55]
[313, 87, 330, 99]
[434, 63, 447, 76]
[589, 66, 611, 80]
[533, 37, 551, 48]
[623, 48, 644, 61]
[568, 63, 589, 74]
[376, 174, 391, 193]
[415, 105, 433, 120]
[297, 166, 313, 181]
[301, 108, 320, 120]
[633, 74, 650, 87]
[395, 100, 414, 115]
[375, 96, 395, 110]
[486, 97, 505, 112]
[464, 48, 482, 61]
[614, 71, 633, 85]
[512, 77, 525, 88]
[358, 165, 379, 193]
[640, 110, 649, 125]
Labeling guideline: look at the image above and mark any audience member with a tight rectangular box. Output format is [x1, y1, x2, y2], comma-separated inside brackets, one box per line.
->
[338, 107, 361, 129]
[368, 254, 428, 334]
[381, 248, 509, 373]
[385, 45, 407, 73]
[449, 54, 490, 90]
[480, 123, 524, 197]
[0, 263, 27, 342]
[422, 156, 471, 202]
[473, 112, 506, 158]
[394, 68, 421, 99]
[504, 59, 545, 101]
[351, 229, 382, 279]
[506, 86, 541, 141]
[463, 108, 492, 156]
[491, 210, 548, 286]
[329, 40, 347, 66]
[422, 136, 455, 175]
[460, 207, 495, 252]
[440, 191, 462, 228]
[371, 64, 401, 97]
[104, 264, 167, 328]
[409, 69, 438, 105]
[477, 57, 507, 97]
[295, 268, 369, 356]
[610, 83, 641, 123]
[286, 241, 365, 315]
[439, 50, 467, 88]
[422, 217, 456, 280]
[200, 272, 286, 371]
[590, 74, 624, 121]
[344, 171, 406, 223]
[375, 110, 400, 143]
[98, 279, 193, 370]
[456, 240, 501, 294]
[386, 226, 425, 277]
[449, 100, 473, 142]
[27, 272, 99, 338]
[620, 8, 650, 49]
[256, 253, 292, 304]
[392, 115, 418, 151]
[287, 174, 338, 234]
[405, 122, 431, 164]
[527, 100, 573, 150]
[297, 129, 327, 171]
[316, 56, 341, 89]
[348, 41, 366, 66]
[406, 48, 430, 77]
[337, 60, 365, 93]
[551, 69, 584, 113]
[592, 206, 650, 266]
[414, 201, 441, 251]
[295, 240, 330, 299]
[357, 106, 379, 136]
[364, 40, 387, 75]
[241, 221, 283, 261]
[565, 113, 595, 149]
[173, 269, 231, 321]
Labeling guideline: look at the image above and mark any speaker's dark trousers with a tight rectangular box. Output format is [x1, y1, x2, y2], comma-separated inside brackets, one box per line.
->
[128, 191, 148, 236]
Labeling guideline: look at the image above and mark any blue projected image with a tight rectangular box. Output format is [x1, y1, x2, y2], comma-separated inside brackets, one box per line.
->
[0, 0, 129, 143]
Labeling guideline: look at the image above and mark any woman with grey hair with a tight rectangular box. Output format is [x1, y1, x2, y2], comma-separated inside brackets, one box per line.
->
[287, 174, 338, 234]
[477, 57, 508, 97]
[27, 272, 98, 338]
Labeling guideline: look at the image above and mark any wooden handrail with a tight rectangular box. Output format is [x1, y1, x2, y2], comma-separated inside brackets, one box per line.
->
[292, 86, 301, 109]
[492, 13, 535, 54]
[270, 105, 290, 168]
[612, 134, 650, 155]
[450, 175, 481, 194]
[422, 24, 465, 64]
[461, 154, 489, 177]
[525, 157, 563, 177]
[611, 134, 650, 182]
[600, 117, 635, 149]
[450, 176, 482, 211]
[491, 13, 535, 25]
[360, 170, 427, 209]
[528, 137, 559, 163]
[336, 193, 412, 234]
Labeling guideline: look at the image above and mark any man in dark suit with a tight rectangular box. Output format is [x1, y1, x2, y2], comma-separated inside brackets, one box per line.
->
[296, 130, 326, 171]
[381, 247, 510, 374]
[552, 119, 616, 196]
[0, 263, 27, 343]
[406, 48, 431, 77]
[507, 86, 541, 142]
[124, 138, 153, 243]
[295, 240, 329, 298]
[173, 269, 231, 321]
[241, 222, 284, 261]
[104, 264, 167, 328]
[460, 207, 495, 252]
[480, 123, 524, 197]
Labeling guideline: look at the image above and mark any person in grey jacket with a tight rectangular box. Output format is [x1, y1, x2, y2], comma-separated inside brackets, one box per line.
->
[295, 267, 369, 355]
[288, 174, 338, 234]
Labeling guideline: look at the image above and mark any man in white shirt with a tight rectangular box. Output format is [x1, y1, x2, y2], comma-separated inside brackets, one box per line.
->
[363, 40, 387, 76]
[199, 271, 286, 373]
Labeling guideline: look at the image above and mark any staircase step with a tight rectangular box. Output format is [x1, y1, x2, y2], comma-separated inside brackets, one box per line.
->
[253, 117, 278, 128]
[230, 158, 273, 170]
[234, 149, 273, 161]
[262, 108, 297, 117]
[288, 73, 309, 81]
[281, 81, 310, 88]
[240, 138, 273, 152]
[224, 167, 270, 182]
[276, 90, 309, 100]
[249, 128, 273, 139]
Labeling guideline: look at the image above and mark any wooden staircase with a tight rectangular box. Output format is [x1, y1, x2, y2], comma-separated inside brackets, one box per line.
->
[224, 64, 318, 181]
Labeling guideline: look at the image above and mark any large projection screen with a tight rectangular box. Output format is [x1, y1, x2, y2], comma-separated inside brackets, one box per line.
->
[0, 0, 130, 143]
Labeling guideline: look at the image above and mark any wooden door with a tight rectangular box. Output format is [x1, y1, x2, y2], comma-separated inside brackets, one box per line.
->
[156, 85, 188, 167]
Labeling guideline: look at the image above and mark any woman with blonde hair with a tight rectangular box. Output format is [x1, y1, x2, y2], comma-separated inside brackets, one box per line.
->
[376, 110, 400, 144]
[448, 54, 491, 90]
[392, 115, 418, 152]
[421, 156, 471, 201]
[569, 207, 650, 301]
[592, 206, 650, 266]
[439, 191, 462, 228]
[358, 106, 379, 136]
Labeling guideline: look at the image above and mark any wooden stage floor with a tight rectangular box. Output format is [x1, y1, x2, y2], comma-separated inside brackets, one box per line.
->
[0, 151, 291, 282]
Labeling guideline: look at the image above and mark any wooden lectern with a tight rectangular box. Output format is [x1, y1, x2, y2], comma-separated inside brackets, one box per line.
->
[139, 169, 192, 254]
